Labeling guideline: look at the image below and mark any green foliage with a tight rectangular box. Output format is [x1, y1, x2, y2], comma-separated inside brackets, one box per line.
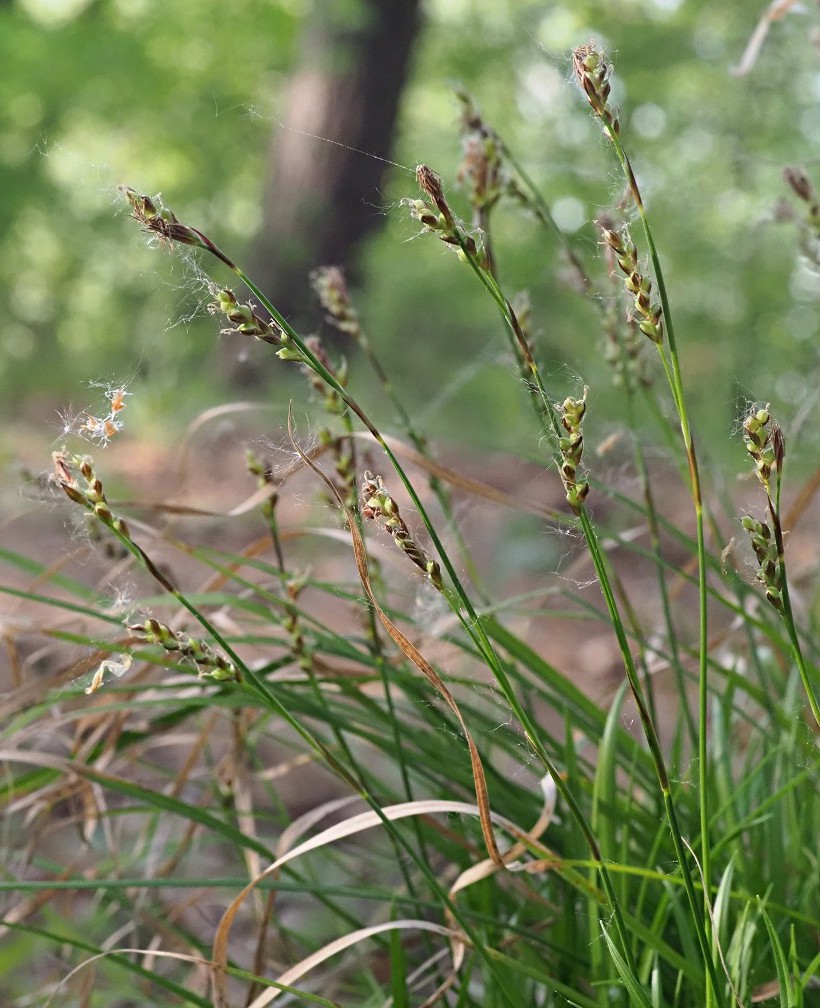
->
[0, 0, 301, 422]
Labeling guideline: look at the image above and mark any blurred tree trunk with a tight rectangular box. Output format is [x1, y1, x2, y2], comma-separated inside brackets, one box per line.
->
[250, 0, 423, 327]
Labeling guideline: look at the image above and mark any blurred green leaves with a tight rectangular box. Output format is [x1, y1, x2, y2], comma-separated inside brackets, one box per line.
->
[1, 0, 301, 422]
[2, 0, 819, 459]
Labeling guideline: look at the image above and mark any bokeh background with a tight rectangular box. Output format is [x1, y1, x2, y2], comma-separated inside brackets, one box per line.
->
[1, 0, 818, 478]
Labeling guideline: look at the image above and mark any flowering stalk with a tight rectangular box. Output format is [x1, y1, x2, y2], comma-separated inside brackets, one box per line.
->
[597, 212, 692, 741]
[575, 42, 720, 1004]
[740, 406, 818, 726]
[598, 216, 651, 391]
[128, 617, 240, 683]
[405, 162, 676, 985]
[53, 450, 134, 543]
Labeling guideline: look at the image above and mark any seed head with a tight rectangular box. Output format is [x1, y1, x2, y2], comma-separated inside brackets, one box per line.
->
[742, 405, 778, 491]
[128, 618, 241, 682]
[572, 43, 620, 136]
[416, 164, 445, 204]
[600, 223, 663, 345]
[740, 514, 783, 610]
[556, 388, 591, 514]
[209, 288, 281, 345]
[120, 185, 236, 269]
[361, 470, 443, 590]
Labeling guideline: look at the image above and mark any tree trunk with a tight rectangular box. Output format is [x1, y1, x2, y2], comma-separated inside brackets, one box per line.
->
[250, 0, 423, 328]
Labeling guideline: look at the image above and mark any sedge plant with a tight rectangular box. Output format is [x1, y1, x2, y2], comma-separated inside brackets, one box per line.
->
[0, 42, 818, 1008]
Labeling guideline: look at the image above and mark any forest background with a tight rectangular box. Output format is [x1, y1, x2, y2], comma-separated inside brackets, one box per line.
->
[1, 0, 817, 485]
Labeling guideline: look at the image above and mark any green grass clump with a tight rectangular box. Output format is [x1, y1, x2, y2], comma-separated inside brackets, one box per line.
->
[1, 43, 818, 1008]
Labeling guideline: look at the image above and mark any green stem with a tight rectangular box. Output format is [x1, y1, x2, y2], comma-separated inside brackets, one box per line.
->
[767, 491, 820, 727]
[604, 129, 717, 1003]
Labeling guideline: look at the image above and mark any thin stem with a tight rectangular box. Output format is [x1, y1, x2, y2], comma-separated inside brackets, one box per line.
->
[767, 489, 820, 728]
[598, 117, 716, 1000]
